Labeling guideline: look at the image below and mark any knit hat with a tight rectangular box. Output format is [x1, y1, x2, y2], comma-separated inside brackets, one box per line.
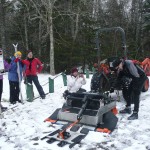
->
[27, 50, 32, 55]
[93, 63, 98, 68]
[71, 67, 78, 73]
[112, 58, 122, 68]
[14, 51, 22, 57]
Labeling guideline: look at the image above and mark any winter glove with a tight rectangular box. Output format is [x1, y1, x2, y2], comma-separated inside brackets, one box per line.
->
[14, 58, 20, 63]
[0, 69, 5, 73]
[63, 90, 69, 99]
[121, 76, 131, 89]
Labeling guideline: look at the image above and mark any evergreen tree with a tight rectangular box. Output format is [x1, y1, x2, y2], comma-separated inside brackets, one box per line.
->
[142, 0, 150, 54]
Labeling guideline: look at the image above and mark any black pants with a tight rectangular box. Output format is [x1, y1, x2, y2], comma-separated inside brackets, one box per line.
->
[9, 81, 20, 103]
[63, 88, 86, 99]
[122, 76, 147, 112]
[26, 75, 45, 97]
[0, 80, 3, 102]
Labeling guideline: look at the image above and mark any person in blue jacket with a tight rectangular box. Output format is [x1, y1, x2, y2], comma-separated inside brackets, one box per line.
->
[8, 51, 24, 104]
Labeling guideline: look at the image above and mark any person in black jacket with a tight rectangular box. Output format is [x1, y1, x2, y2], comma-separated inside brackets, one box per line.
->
[112, 58, 147, 120]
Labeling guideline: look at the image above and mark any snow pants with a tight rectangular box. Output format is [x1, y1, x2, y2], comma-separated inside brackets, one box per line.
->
[9, 81, 20, 104]
[122, 75, 147, 112]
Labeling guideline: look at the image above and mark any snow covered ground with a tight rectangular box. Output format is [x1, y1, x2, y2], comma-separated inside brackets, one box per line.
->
[0, 73, 150, 150]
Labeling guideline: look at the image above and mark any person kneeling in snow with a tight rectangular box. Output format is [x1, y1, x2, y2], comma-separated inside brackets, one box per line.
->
[112, 58, 147, 120]
[63, 67, 86, 99]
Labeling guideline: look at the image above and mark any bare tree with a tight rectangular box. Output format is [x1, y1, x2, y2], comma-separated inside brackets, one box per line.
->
[24, 12, 29, 50]
[0, 0, 7, 53]
[24, 0, 57, 75]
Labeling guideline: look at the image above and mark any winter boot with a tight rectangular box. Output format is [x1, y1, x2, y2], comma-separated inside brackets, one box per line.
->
[10, 101, 16, 105]
[119, 107, 131, 114]
[128, 112, 138, 120]
[41, 95, 46, 99]
[17, 99, 22, 103]
[1, 107, 7, 112]
[1, 106, 7, 112]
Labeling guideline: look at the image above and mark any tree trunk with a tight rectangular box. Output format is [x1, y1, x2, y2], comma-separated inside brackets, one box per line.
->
[24, 12, 29, 50]
[136, 0, 143, 51]
[48, 2, 55, 75]
[0, 0, 6, 55]
[70, 5, 80, 66]
[49, 17, 55, 75]
[92, 0, 97, 18]
[73, 9, 79, 41]
[38, 19, 42, 56]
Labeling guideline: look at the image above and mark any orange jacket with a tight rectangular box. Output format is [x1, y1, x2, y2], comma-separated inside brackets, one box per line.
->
[142, 58, 150, 76]
[142, 58, 150, 66]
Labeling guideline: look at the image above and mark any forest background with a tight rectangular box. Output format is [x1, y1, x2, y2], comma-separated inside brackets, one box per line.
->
[0, 0, 149, 74]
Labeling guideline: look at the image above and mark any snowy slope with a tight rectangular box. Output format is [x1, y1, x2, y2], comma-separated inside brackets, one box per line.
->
[0, 73, 150, 150]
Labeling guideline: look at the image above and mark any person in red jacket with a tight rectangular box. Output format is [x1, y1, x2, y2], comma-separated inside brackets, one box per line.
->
[23, 50, 45, 99]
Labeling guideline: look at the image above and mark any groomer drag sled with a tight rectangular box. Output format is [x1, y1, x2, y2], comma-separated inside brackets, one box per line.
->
[42, 92, 118, 148]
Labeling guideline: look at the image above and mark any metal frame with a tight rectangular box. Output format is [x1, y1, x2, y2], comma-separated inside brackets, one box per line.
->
[95, 27, 127, 65]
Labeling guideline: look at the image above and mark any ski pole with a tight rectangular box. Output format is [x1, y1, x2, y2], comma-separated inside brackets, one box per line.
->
[13, 44, 23, 103]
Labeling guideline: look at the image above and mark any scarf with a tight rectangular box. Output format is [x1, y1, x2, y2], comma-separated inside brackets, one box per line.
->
[27, 57, 34, 71]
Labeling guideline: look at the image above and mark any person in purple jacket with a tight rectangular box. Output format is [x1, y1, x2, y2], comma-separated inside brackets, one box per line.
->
[0, 49, 11, 112]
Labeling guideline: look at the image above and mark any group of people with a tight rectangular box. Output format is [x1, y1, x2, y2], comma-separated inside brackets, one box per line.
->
[65, 57, 147, 121]
[0, 48, 148, 121]
[0, 49, 45, 112]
